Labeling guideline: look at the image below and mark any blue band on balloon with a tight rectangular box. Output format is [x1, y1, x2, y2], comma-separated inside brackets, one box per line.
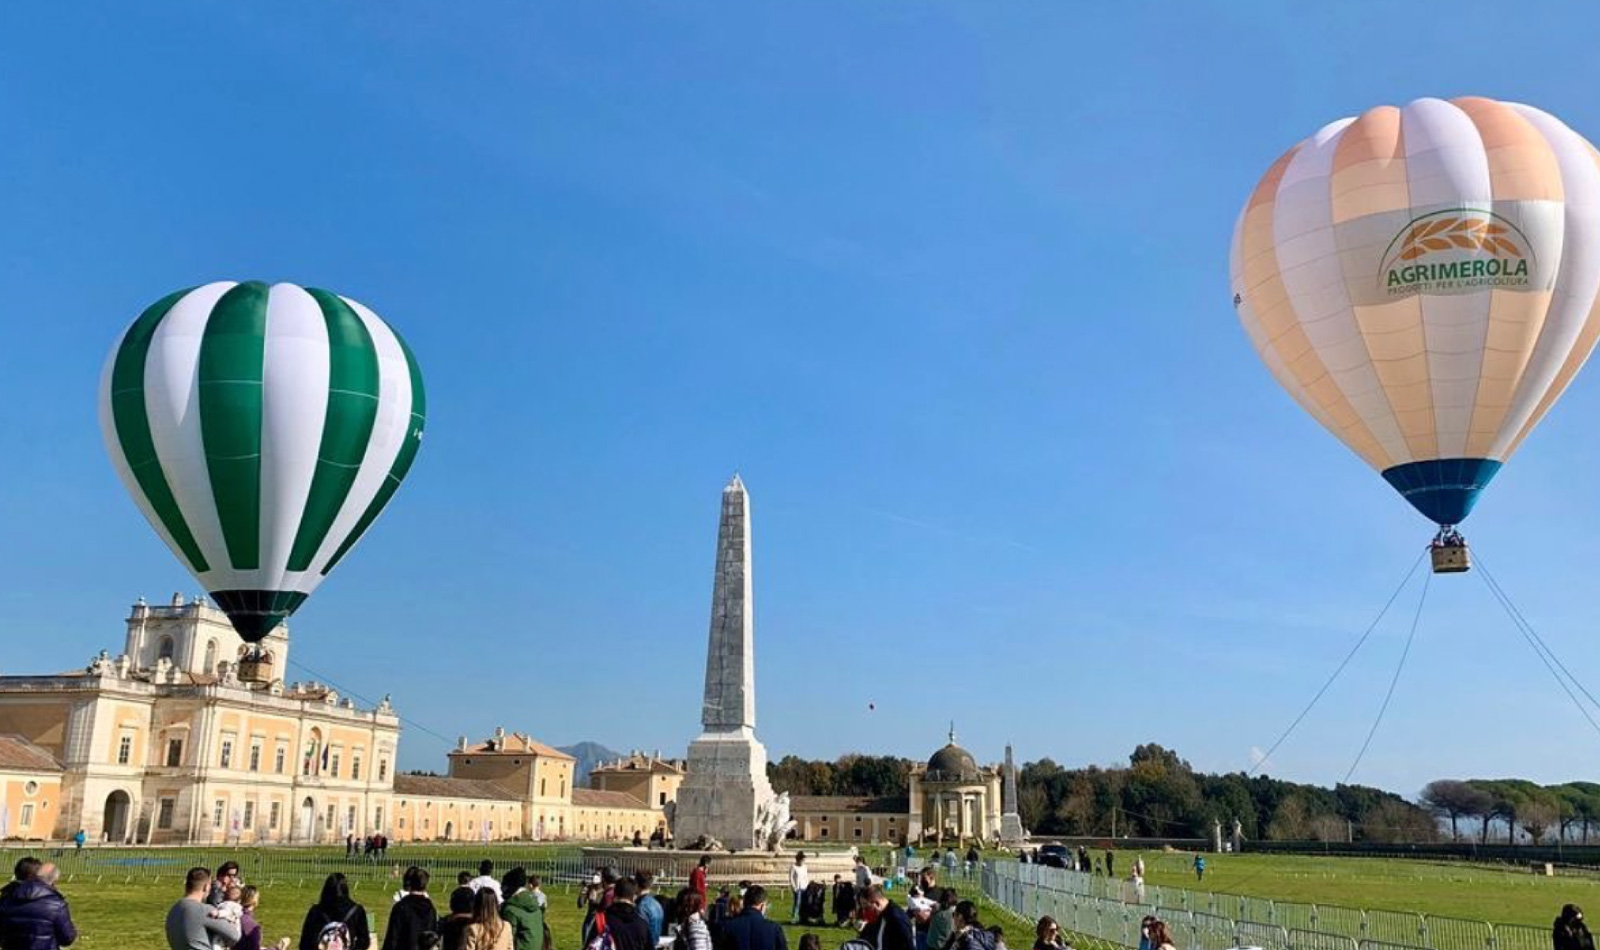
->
[1380, 458, 1503, 526]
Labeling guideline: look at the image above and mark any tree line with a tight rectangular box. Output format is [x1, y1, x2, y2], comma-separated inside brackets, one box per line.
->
[765, 745, 1600, 845]
[1017, 744, 1437, 842]
[1419, 779, 1600, 843]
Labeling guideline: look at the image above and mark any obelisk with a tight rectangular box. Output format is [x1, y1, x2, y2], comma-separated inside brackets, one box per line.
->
[1000, 742, 1027, 845]
[674, 475, 774, 850]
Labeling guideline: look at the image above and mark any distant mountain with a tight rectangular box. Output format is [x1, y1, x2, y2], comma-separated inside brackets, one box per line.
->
[559, 741, 624, 786]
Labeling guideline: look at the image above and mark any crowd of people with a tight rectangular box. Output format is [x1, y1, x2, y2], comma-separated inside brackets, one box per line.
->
[7, 845, 1600, 950]
[346, 835, 392, 862]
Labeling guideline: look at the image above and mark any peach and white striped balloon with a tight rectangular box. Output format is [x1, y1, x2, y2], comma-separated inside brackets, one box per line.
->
[1230, 97, 1600, 525]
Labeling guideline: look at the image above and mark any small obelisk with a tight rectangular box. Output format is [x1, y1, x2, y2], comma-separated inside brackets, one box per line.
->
[1000, 742, 1027, 845]
[674, 475, 774, 850]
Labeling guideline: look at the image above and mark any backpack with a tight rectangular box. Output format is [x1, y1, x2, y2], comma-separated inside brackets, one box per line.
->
[317, 905, 358, 950]
[587, 927, 617, 950]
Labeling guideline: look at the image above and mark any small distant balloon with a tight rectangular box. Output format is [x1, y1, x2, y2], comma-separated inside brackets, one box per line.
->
[868, 702, 876, 711]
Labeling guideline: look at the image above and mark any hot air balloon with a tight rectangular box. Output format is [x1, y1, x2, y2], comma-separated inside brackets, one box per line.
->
[1230, 97, 1600, 573]
[100, 281, 426, 676]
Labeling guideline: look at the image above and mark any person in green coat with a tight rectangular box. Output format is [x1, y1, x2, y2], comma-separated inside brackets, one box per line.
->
[500, 868, 546, 950]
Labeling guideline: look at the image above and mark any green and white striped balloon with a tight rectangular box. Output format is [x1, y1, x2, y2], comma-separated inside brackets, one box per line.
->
[99, 281, 426, 642]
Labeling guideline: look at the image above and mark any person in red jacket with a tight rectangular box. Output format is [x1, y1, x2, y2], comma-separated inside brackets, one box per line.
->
[690, 856, 710, 903]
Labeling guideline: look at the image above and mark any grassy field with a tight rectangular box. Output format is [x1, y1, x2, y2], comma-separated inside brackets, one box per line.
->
[19, 846, 1600, 949]
[1128, 850, 1590, 926]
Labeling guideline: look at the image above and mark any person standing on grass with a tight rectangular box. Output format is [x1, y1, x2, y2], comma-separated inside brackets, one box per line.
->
[1104, 851, 1114, 879]
[0, 860, 75, 950]
[853, 856, 873, 892]
[500, 868, 545, 950]
[384, 867, 439, 950]
[787, 854, 809, 924]
[859, 886, 913, 950]
[298, 873, 371, 950]
[1554, 905, 1595, 950]
[470, 863, 502, 902]
[167, 868, 239, 950]
[596, 879, 651, 950]
[462, 890, 511, 950]
[677, 892, 712, 950]
[1192, 855, 1204, 882]
[715, 885, 785, 950]
[440, 888, 476, 950]
[635, 872, 665, 947]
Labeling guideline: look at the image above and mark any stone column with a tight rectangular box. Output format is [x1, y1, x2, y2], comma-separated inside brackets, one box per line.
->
[673, 476, 775, 851]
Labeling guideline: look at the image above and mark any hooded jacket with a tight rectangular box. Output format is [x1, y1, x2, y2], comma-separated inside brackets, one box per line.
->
[0, 880, 77, 950]
[501, 889, 545, 950]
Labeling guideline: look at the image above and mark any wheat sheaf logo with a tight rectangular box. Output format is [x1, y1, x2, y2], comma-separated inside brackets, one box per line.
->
[1380, 209, 1532, 296]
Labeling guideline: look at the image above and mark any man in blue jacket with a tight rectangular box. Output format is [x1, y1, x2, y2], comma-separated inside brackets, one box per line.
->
[717, 885, 787, 950]
[0, 858, 77, 950]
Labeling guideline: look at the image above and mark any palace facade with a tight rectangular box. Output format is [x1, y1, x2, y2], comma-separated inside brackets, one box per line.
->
[0, 598, 666, 844]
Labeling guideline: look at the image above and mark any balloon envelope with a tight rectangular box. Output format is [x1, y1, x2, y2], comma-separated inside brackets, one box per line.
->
[100, 281, 426, 641]
[1230, 97, 1600, 525]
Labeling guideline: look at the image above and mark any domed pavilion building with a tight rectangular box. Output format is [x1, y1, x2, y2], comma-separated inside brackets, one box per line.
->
[907, 729, 1002, 844]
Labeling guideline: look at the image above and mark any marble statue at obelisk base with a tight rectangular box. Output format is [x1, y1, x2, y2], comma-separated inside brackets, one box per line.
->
[673, 475, 777, 851]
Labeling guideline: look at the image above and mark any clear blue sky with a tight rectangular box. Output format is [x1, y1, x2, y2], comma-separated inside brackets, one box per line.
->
[5, 2, 1600, 798]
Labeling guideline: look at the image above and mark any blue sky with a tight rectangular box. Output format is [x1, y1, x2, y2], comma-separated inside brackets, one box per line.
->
[5, 2, 1600, 797]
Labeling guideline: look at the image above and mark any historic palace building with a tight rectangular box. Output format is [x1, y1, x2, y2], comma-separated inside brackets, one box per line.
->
[789, 731, 1004, 846]
[0, 597, 666, 844]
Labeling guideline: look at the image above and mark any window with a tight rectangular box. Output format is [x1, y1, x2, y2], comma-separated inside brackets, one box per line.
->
[213, 800, 226, 829]
[540, 779, 547, 796]
[347, 805, 357, 832]
[243, 801, 255, 829]
[351, 757, 361, 781]
[325, 804, 335, 831]
[157, 636, 175, 661]
[203, 639, 218, 672]
[274, 746, 286, 774]
[22, 781, 38, 796]
[820, 828, 830, 838]
[399, 818, 406, 830]
[854, 827, 863, 838]
[249, 745, 261, 772]
[157, 799, 175, 829]
[19, 804, 33, 828]
[330, 752, 341, 777]
[268, 802, 281, 830]
[659, 791, 667, 806]
[166, 739, 183, 767]
[560, 780, 566, 797]
[117, 735, 132, 765]
[219, 740, 233, 769]
[374, 806, 384, 831]
[378, 759, 388, 781]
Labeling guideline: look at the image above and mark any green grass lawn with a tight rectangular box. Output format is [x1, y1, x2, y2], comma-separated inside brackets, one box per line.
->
[22, 846, 1600, 949]
[1107, 850, 1594, 927]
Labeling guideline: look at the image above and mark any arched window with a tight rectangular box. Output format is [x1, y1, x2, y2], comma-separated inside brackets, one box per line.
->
[157, 637, 175, 662]
[203, 640, 218, 672]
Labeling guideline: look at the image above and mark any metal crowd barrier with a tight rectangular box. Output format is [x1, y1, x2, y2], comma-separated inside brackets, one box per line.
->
[981, 860, 1545, 950]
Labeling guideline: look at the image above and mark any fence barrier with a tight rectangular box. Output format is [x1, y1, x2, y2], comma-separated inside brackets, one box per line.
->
[982, 860, 1552, 950]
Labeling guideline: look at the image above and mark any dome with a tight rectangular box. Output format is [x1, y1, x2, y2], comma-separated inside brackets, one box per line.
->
[926, 742, 980, 782]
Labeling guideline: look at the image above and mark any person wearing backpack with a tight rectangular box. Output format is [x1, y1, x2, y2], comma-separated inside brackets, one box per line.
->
[298, 873, 371, 950]
[383, 867, 438, 950]
[498, 868, 544, 950]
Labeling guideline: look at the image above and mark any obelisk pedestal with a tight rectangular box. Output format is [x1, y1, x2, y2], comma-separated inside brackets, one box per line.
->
[674, 476, 775, 851]
[999, 742, 1028, 846]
